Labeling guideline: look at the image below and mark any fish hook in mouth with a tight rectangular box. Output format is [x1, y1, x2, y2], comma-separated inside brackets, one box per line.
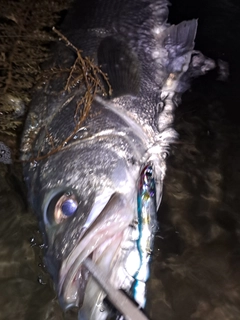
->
[82, 257, 150, 320]
[58, 163, 157, 316]
[58, 192, 135, 310]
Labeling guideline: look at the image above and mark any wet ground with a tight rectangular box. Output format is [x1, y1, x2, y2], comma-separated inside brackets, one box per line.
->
[1, 0, 240, 320]
[147, 1, 240, 318]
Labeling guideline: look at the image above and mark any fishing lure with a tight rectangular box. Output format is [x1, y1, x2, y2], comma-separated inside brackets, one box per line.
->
[133, 164, 157, 308]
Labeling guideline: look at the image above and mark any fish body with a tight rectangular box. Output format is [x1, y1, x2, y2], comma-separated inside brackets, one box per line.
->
[21, 0, 214, 318]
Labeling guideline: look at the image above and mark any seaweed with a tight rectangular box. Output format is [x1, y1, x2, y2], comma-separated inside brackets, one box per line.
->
[31, 28, 112, 162]
[0, 0, 72, 137]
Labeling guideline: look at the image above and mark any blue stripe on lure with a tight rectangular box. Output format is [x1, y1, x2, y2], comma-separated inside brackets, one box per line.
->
[132, 164, 157, 308]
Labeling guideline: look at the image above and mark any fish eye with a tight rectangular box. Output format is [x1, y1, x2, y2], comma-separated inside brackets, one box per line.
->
[146, 168, 153, 177]
[145, 166, 153, 178]
[46, 192, 78, 225]
[143, 166, 153, 185]
[61, 198, 78, 217]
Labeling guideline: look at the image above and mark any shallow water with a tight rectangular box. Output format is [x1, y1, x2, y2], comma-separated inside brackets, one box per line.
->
[1, 0, 240, 319]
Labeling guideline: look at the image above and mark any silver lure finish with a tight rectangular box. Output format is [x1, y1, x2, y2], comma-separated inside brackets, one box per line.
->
[133, 164, 157, 308]
[21, 0, 215, 319]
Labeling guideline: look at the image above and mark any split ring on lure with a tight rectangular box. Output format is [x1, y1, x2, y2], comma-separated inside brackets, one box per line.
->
[133, 164, 157, 308]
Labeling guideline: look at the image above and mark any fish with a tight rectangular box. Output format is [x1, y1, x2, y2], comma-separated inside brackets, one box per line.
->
[21, 0, 215, 319]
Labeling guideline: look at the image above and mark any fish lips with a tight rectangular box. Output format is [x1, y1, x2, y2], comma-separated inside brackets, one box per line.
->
[47, 192, 136, 313]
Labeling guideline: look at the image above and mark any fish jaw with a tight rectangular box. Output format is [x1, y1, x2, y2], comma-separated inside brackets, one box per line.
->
[58, 192, 139, 311]
[53, 166, 160, 319]
[36, 141, 162, 319]
[33, 136, 151, 317]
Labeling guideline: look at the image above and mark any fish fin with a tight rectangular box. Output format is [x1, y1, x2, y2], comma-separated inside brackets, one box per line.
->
[163, 20, 198, 73]
[164, 20, 197, 56]
[98, 36, 140, 98]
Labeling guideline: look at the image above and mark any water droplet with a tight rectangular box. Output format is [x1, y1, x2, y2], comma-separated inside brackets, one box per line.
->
[38, 262, 46, 269]
[161, 152, 168, 160]
[30, 237, 36, 246]
[37, 275, 46, 285]
[77, 127, 87, 133]
[30, 161, 38, 169]
[100, 306, 105, 313]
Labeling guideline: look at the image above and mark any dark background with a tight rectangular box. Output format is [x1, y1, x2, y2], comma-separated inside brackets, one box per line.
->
[147, 1, 240, 319]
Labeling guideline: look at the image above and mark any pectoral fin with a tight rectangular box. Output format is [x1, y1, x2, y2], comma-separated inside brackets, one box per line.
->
[164, 20, 198, 73]
[98, 36, 140, 98]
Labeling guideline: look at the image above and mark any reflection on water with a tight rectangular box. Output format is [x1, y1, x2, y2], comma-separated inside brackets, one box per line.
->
[1, 0, 240, 319]
[0, 162, 62, 320]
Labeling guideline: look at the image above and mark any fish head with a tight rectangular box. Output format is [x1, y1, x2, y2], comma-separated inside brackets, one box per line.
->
[23, 92, 157, 318]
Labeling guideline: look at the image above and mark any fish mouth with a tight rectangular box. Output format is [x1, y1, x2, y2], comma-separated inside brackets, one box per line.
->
[58, 192, 139, 315]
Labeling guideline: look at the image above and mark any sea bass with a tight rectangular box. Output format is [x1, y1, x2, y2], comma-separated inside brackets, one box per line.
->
[21, 0, 214, 318]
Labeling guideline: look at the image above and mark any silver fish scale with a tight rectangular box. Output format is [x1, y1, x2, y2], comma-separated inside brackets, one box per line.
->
[35, 134, 144, 198]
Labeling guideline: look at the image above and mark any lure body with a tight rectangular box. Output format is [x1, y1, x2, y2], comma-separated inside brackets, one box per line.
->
[133, 164, 157, 307]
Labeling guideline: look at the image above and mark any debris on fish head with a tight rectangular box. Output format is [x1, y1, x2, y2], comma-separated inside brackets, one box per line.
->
[21, 0, 215, 318]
